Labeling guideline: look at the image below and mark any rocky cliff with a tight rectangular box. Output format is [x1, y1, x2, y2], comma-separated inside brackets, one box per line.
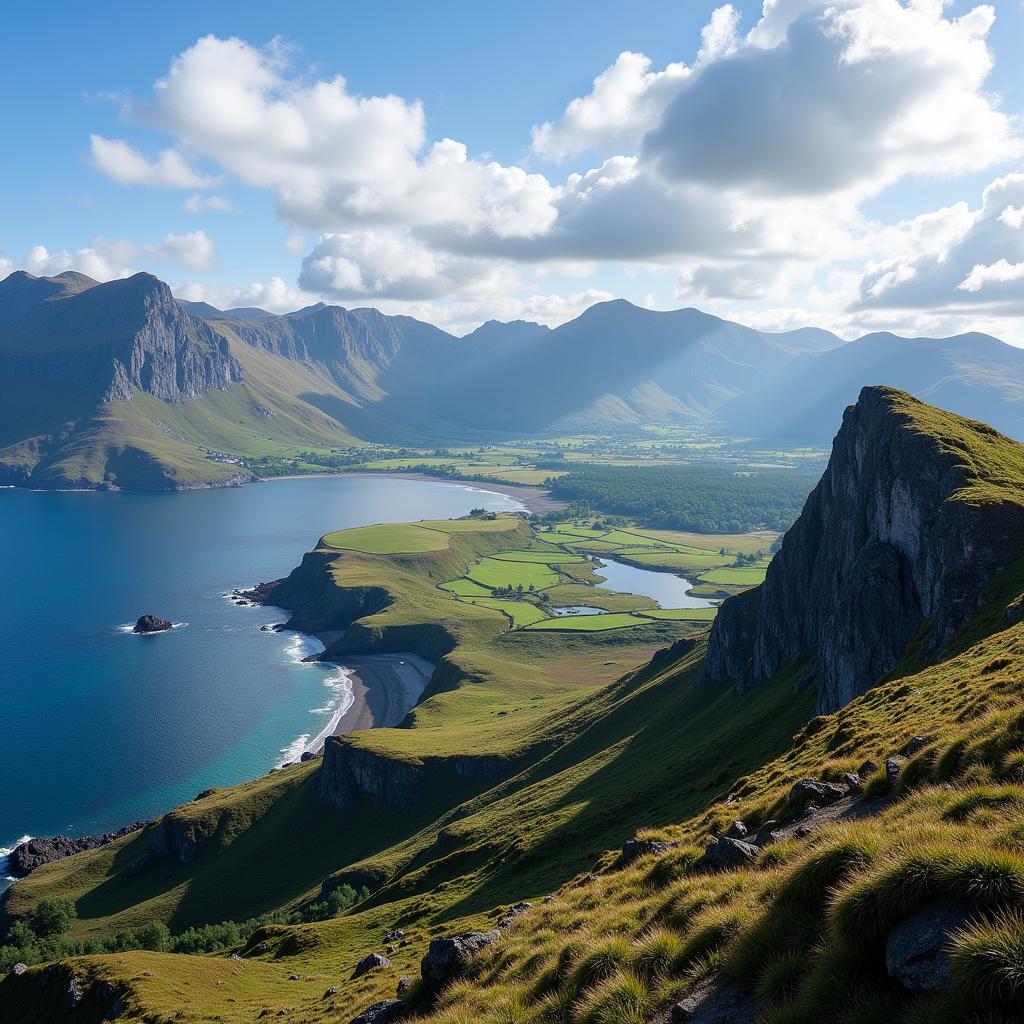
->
[0, 271, 241, 403]
[706, 386, 1024, 713]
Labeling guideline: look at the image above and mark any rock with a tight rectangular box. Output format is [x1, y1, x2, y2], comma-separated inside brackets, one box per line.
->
[7, 822, 146, 876]
[497, 901, 535, 928]
[858, 759, 879, 778]
[396, 977, 414, 996]
[384, 929, 405, 943]
[617, 839, 677, 868]
[252, 941, 270, 955]
[885, 899, 976, 991]
[705, 386, 1024, 715]
[697, 836, 760, 871]
[543, 894, 555, 903]
[133, 614, 173, 634]
[11, 963, 28, 976]
[670, 974, 764, 1022]
[349, 1000, 408, 1024]
[788, 779, 847, 807]
[904, 736, 930, 756]
[323, 987, 339, 999]
[386, 944, 395, 954]
[420, 930, 502, 992]
[64, 976, 86, 1009]
[300, 751, 320, 762]
[723, 820, 748, 839]
[841, 772, 862, 792]
[886, 756, 907, 785]
[289, 974, 300, 981]
[351, 952, 391, 979]
[795, 825, 814, 838]
[753, 820, 779, 845]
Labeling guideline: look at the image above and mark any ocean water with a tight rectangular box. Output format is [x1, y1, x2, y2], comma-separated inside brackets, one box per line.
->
[0, 475, 520, 868]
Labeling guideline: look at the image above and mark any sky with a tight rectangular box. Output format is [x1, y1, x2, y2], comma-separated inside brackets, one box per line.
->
[2, 0, 1024, 340]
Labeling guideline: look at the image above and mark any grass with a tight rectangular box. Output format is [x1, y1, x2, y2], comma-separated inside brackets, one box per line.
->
[466, 557, 560, 591]
[641, 608, 717, 621]
[697, 566, 769, 586]
[490, 550, 586, 564]
[440, 578, 495, 598]
[324, 523, 450, 553]
[466, 598, 548, 628]
[525, 613, 652, 632]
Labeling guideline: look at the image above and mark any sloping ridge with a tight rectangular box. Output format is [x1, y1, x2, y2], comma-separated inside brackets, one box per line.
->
[707, 385, 1024, 712]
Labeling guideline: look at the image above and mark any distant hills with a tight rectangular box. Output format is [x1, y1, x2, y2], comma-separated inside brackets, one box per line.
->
[2, 268, 1023, 489]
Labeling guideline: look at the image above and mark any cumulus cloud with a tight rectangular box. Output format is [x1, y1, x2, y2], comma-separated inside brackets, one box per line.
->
[856, 174, 1024, 314]
[173, 276, 312, 313]
[645, 0, 1016, 197]
[88, 135, 218, 188]
[0, 231, 216, 282]
[530, 52, 690, 161]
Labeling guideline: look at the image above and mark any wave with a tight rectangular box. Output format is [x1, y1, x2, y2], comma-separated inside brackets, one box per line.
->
[1, 834, 31, 885]
[117, 622, 188, 634]
[274, 634, 355, 767]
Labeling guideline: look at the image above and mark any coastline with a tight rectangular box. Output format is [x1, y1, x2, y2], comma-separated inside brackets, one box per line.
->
[313, 652, 434, 749]
[260, 470, 566, 514]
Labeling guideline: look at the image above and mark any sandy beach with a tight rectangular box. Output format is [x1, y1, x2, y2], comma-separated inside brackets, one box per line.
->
[314, 651, 435, 750]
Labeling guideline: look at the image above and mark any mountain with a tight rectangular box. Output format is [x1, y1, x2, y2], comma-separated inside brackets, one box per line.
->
[7, 389, 1024, 1021]
[720, 329, 1024, 442]
[707, 385, 1024, 711]
[6, 267, 1024, 491]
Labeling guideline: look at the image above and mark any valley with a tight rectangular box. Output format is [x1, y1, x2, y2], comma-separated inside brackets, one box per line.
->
[6, 387, 1024, 1022]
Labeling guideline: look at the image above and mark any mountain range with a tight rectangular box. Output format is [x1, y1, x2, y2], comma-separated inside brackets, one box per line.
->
[3, 268, 1024, 489]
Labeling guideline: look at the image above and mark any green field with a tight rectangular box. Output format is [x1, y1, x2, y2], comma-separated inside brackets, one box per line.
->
[466, 597, 547, 627]
[323, 523, 449, 553]
[490, 550, 585, 564]
[641, 606, 717, 620]
[698, 565, 769, 586]
[439, 578, 493, 597]
[525, 612, 650, 631]
[466, 556, 560, 590]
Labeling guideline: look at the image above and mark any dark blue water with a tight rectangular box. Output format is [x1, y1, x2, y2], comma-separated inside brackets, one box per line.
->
[0, 476, 519, 865]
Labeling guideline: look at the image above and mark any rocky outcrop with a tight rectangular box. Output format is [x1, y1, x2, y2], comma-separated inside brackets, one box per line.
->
[7, 822, 145, 876]
[420, 930, 502, 992]
[316, 738, 512, 810]
[133, 614, 172, 634]
[351, 953, 391, 980]
[885, 899, 976, 991]
[707, 387, 1024, 713]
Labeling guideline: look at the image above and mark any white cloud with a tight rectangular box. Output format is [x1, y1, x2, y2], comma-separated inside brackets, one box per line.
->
[856, 174, 1024, 313]
[173, 276, 312, 313]
[645, 0, 1017, 198]
[530, 52, 690, 161]
[0, 231, 215, 282]
[697, 4, 742, 64]
[183, 193, 235, 213]
[88, 135, 218, 188]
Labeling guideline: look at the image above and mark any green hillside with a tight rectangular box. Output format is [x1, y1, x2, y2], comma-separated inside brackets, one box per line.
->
[6, 391, 1024, 1023]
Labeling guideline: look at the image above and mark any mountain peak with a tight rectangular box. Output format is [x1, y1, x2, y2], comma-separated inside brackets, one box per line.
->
[706, 385, 1024, 713]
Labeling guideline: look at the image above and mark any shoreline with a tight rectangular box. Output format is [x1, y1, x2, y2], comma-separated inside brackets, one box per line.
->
[260, 470, 566, 514]
[310, 651, 435, 750]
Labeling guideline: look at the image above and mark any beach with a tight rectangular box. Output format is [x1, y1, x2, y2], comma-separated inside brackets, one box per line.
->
[314, 651, 435, 749]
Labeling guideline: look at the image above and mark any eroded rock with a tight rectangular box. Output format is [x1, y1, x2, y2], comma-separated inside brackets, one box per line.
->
[420, 930, 501, 992]
[885, 899, 976, 991]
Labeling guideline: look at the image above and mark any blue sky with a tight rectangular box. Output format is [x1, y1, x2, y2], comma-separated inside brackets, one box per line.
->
[3, 0, 1024, 339]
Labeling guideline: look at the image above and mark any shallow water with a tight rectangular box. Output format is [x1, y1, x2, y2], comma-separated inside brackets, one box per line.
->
[593, 558, 714, 608]
[0, 476, 520, 869]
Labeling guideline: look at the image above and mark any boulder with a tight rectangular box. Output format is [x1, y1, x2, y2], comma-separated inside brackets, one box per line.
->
[497, 901, 534, 928]
[840, 772, 862, 793]
[858, 759, 879, 778]
[421, 930, 502, 992]
[351, 953, 391, 979]
[11, 963, 27, 976]
[349, 1000, 408, 1024]
[396, 977, 414, 996]
[788, 779, 847, 807]
[723, 820, 748, 839]
[384, 929, 405, 943]
[617, 838, 676, 868]
[904, 736, 930, 756]
[133, 614, 173, 634]
[698, 836, 760, 871]
[886, 756, 907, 785]
[323, 987, 340, 999]
[671, 974, 764, 1022]
[885, 899, 976, 991]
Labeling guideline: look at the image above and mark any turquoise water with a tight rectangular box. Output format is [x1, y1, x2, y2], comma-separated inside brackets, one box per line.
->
[0, 476, 520, 865]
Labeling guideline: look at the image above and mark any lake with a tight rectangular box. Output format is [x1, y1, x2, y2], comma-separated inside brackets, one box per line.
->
[0, 476, 521, 874]
[593, 558, 714, 608]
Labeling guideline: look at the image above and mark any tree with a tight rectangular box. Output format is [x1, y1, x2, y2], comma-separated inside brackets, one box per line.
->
[31, 898, 77, 938]
[137, 921, 171, 952]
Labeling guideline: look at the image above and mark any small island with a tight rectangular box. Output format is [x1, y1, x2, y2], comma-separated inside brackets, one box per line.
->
[132, 614, 172, 634]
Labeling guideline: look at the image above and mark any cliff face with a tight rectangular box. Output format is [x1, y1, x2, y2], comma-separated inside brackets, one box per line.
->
[0, 272, 241, 404]
[707, 386, 1024, 713]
